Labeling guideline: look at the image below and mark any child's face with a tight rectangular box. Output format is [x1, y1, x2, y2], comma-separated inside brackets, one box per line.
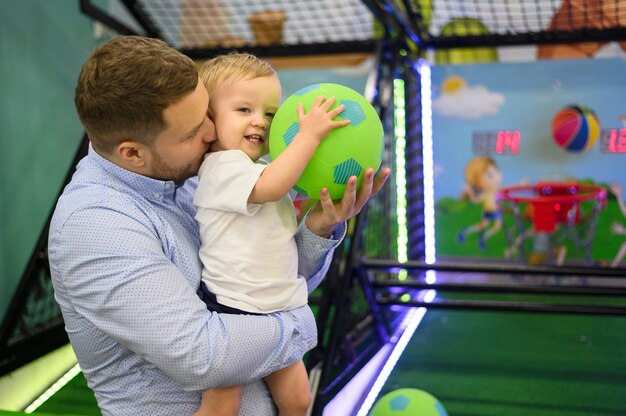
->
[209, 74, 281, 161]
[480, 164, 502, 190]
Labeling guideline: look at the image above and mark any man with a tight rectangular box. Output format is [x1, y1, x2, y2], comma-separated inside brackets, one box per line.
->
[48, 36, 389, 415]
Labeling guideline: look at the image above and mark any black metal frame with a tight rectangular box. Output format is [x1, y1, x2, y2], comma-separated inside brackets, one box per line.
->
[79, 0, 142, 36]
[81, 0, 626, 62]
[363, 259, 626, 316]
[308, 2, 626, 414]
[81, 0, 626, 55]
[305, 2, 432, 405]
[307, 41, 398, 415]
[0, 136, 89, 376]
[310, 199, 626, 412]
[181, 40, 380, 61]
[426, 27, 626, 49]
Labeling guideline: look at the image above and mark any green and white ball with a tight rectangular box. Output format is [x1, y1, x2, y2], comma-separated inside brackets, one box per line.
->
[370, 388, 449, 416]
[269, 83, 384, 200]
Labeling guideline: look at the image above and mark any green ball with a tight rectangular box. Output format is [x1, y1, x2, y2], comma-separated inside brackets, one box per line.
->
[269, 83, 384, 200]
[370, 388, 448, 416]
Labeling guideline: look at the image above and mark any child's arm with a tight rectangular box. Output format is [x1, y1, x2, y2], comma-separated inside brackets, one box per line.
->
[249, 96, 350, 204]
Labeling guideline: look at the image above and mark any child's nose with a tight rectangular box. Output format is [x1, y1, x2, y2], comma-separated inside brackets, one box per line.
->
[252, 114, 267, 128]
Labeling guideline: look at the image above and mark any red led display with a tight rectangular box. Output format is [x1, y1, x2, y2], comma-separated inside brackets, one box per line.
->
[496, 130, 520, 154]
[600, 128, 626, 153]
[608, 128, 626, 153]
[472, 130, 520, 155]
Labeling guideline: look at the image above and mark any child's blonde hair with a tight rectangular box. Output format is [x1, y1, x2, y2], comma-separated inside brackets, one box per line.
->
[198, 52, 276, 95]
[465, 156, 497, 190]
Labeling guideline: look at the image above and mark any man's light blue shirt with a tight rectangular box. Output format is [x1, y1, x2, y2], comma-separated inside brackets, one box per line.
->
[48, 146, 344, 415]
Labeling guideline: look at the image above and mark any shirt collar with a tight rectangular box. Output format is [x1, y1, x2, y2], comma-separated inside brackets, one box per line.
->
[88, 144, 177, 201]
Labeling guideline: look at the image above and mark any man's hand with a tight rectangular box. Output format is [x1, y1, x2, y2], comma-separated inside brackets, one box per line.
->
[305, 167, 391, 238]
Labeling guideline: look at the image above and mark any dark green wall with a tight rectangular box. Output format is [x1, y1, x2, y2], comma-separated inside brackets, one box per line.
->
[0, 1, 101, 320]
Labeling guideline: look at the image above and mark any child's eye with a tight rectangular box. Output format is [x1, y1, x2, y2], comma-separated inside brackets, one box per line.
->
[238, 108, 251, 113]
[265, 112, 275, 119]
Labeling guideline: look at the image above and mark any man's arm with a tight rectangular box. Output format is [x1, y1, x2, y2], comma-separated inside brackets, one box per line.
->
[295, 214, 346, 293]
[50, 206, 315, 391]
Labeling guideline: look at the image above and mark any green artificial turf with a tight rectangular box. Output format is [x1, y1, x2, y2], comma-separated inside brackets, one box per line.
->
[9, 304, 626, 416]
[26, 372, 98, 416]
[377, 309, 626, 416]
[0, 412, 85, 416]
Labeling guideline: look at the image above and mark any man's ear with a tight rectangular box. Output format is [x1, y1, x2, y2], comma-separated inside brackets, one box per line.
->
[117, 141, 148, 168]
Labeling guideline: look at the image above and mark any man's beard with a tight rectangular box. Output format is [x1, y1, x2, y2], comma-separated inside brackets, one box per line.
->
[150, 149, 199, 183]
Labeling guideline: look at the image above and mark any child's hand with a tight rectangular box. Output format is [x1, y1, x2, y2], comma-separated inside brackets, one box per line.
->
[296, 96, 350, 143]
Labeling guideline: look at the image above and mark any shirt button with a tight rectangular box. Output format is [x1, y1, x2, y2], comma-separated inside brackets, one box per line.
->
[154, 193, 160, 198]
[315, 244, 322, 250]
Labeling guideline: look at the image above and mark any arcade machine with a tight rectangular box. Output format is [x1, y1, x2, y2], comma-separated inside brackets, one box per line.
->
[1, 1, 626, 415]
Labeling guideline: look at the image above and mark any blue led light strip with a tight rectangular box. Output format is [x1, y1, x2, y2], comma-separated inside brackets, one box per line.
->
[418, 60, 436, 264]
[355, 307, 427, 416]
[354, 60, 436, 415]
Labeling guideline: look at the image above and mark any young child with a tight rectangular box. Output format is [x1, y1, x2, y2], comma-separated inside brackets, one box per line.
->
[193, 53, 350, 416]
[457, 156, 502, 249]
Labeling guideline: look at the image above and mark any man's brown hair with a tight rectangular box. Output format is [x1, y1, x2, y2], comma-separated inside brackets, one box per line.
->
[75, 36, 198, 153]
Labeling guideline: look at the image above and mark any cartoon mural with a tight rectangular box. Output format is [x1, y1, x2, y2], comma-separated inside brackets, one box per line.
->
[456, 157, 502, 249]
[431, 57, 626, 265]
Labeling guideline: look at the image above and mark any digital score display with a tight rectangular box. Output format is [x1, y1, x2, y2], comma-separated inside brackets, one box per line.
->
[472, 130, 520, 155]
[472, 129, 626, 155]
[600, 128, 626, 153]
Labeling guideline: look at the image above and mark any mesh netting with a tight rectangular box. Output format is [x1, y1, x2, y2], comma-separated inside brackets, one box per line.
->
[428, 0, 624, 34]
[419, 0, 626, 45]
[113, 0, 626, 54]
[134, 0, 376, 49]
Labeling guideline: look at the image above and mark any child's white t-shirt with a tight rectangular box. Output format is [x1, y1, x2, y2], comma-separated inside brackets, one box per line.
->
[193, 150, 308, 313]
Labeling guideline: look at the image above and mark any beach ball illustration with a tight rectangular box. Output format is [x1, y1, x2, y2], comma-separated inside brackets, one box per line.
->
[551, 105, 600, 152]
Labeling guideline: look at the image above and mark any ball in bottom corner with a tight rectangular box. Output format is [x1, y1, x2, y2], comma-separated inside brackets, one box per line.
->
[269, 83, 384, 200]
[370, 388, 448, 416]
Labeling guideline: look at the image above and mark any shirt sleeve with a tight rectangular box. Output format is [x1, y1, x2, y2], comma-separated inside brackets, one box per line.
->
[295, 212, 347, 293]
[194, 151, 266, 214]
[49, 204, 317, 391]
